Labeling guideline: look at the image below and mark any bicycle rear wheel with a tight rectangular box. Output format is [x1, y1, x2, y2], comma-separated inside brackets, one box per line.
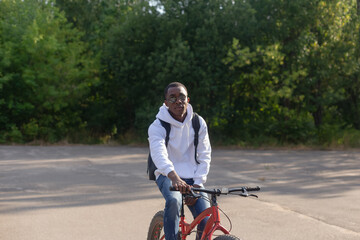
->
[213, 234, 241, 240]
[147, 211, 165, 240]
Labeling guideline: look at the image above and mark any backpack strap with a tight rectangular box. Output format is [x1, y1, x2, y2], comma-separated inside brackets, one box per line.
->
[192, 112, 200, 164]
[159, 119, 171, 146]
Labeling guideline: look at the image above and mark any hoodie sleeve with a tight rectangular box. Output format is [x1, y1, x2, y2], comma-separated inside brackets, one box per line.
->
[193, 116, 211, 185]
[148, 119, 175, 177]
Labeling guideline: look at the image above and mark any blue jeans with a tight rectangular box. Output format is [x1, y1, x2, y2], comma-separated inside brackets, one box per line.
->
[156, 174, 210, 240]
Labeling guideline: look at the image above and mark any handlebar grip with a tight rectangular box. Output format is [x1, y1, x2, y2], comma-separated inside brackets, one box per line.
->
[246, 186, 260, 191]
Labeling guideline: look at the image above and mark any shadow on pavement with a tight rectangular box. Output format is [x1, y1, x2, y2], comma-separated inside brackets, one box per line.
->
[1, 146, 359, 215]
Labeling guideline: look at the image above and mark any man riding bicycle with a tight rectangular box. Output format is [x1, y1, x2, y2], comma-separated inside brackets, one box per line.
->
[148, 82, 212, 240]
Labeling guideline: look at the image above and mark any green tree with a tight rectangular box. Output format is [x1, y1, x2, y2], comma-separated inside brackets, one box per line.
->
[335, 0, 360, 130]
[100, 0, 257, 139]
[0, 0, 98, 142]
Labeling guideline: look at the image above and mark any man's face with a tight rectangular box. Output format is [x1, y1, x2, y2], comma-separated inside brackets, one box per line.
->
[165, 86, 189, 122]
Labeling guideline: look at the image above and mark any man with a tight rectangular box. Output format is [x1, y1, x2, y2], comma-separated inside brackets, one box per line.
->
[148, 82, 212, 240]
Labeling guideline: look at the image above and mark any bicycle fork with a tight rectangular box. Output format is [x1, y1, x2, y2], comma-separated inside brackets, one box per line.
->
[201, 195, 230, 240]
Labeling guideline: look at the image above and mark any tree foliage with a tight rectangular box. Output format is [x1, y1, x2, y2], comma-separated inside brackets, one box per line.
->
[0, 0, 98, 142]
[1, 0, 360, 147]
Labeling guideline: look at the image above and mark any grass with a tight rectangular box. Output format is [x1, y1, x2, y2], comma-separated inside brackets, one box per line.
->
[3, 125, 360, 150]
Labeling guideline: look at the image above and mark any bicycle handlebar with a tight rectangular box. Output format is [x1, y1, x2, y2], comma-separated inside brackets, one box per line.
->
[169, 186, 260, 197]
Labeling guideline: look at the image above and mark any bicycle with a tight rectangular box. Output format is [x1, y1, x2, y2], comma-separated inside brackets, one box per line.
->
[147, 186, 260, 240]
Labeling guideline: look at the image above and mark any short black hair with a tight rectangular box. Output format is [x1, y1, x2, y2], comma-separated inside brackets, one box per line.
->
[164, 82, 188, 99]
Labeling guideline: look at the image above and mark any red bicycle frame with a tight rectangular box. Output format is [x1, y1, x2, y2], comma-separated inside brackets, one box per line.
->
[156, 186, 260, 240]
[159, 200, 229, 240]
[179, 204, 230, 240]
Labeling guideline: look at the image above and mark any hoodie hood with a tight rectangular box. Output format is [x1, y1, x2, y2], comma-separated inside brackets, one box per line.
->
[156, 103, 194, 128]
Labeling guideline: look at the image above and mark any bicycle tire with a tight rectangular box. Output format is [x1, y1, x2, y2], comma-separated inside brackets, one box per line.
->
[213, 234, 241, 240]
[147, 211, 165, 240]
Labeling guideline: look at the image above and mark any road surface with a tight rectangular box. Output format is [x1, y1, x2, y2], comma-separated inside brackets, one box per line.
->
[0, 145, 359, 239]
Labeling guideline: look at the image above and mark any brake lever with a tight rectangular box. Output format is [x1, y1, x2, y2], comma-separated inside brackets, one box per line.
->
[239, 192, 249, 197]
[237, 188, 259, 198]
[249, 194, 258, 198]
[189, 189, 201, 199]
[237, 193, 258, 198]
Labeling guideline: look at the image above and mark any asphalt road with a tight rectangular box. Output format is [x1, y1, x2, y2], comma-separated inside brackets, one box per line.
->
[0, 145, 359, 240]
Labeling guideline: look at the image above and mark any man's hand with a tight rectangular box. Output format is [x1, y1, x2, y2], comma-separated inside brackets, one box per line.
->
[167, 171, 191, 194]
[185, 184, 201, 206]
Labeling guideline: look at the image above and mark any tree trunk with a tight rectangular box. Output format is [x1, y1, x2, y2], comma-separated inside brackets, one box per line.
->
[312, 106, 323, 128]
[348, 83, 360, 129]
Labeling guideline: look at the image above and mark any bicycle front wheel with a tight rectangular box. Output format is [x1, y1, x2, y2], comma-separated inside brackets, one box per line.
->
[213, 234, 241, 240]
[147, 211, 165, 240]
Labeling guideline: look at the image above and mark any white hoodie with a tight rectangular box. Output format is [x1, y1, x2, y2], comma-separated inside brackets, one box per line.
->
[148, 103, 211, 185]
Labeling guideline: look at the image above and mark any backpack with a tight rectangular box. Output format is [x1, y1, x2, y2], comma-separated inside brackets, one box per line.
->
[147, 112, 200, 181]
